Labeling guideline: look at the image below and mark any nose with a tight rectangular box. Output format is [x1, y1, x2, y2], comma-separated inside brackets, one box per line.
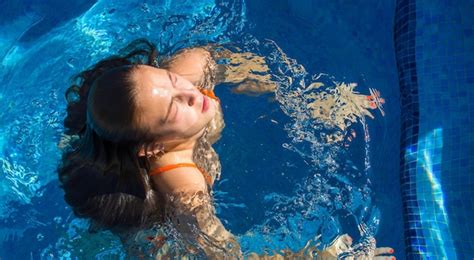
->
[176, 88, 199, 107]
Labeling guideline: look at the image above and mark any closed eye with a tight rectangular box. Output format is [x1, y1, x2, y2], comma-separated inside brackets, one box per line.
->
[171, 100, 178, 121]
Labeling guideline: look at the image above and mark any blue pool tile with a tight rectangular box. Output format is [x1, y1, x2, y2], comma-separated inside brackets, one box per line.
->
[396, 0, 474, 258]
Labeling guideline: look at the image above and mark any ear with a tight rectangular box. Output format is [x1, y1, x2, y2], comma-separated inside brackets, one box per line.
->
[137, 142, 165, 157]
[137, 144, 148, 157]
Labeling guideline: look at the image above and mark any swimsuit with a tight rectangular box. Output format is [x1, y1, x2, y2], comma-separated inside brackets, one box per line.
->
[200, 89, 220, 103]
[148, 162, 214, 187]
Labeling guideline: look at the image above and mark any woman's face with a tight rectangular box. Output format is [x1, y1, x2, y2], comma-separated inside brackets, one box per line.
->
[132, 65, 217, 143]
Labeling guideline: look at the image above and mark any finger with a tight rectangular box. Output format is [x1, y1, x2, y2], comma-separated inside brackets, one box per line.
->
[338, 233, 353, 247]
[374, 257, 396, 260]
[375, 247, 394, 256]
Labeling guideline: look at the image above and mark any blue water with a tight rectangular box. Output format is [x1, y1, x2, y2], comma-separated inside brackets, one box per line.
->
[0, 0, 407, 258]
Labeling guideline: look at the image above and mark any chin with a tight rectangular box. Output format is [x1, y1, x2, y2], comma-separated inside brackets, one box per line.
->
[195, 127, 207, 140]
[204, 102, 224, 144]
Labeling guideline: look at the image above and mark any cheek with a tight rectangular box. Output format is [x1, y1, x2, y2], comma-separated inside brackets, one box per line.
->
[174, 110, 200, 129]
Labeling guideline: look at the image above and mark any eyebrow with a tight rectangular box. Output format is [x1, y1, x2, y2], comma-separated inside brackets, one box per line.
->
[161, 98, 173, 124]
[168, 71, 178, 87]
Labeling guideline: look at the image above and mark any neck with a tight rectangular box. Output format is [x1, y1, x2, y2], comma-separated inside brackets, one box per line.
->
[149, 143, 195, 169]
[149, 128, 205, 169]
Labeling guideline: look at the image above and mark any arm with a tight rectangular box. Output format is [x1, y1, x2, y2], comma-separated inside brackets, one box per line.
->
[160, 46, 277, 96]
[165, 190, 242, 258]
[150, 167, 242, 258]
[207, 46, 277, 95]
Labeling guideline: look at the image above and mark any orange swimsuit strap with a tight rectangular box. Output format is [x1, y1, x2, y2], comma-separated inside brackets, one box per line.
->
[200, 89, 220, 103]
[148, 163, 213, 186]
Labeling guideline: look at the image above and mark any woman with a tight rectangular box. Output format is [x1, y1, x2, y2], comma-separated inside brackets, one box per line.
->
[59, 38, 240, 257]
[58, 39, 394, 259]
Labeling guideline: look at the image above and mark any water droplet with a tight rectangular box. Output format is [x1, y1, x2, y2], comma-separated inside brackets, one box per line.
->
[53, 216, 62, 224]
[127, 24, 140, 33]
[140, 3, 150, 13]
[66, 58, 76, 68]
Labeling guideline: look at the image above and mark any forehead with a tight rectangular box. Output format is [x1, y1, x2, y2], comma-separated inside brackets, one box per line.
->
[131, 65, 173, 123]
[132, 65, 171, 89]
[132, 65, 173, 101]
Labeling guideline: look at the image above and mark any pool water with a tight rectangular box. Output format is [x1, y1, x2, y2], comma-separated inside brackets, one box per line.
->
[0, 0, 429, 258]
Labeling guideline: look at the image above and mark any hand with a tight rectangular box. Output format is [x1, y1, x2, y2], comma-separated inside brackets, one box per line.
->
[342, 236, 395, 260]
[324, 234, 395, 260]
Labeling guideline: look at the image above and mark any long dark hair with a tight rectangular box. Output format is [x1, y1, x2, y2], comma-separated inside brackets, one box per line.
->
[58, 39, 162, 228]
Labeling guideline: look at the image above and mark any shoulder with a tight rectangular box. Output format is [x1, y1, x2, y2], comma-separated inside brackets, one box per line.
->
[160, 47, 214, 87]
[162, 47, 212, 67]
[150, 166, 207, 194]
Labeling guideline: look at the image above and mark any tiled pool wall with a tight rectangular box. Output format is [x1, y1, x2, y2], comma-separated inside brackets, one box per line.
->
[396, 0, 474, 258]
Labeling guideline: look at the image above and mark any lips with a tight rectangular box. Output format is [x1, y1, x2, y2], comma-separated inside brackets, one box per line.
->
[202, 95, 209, 112]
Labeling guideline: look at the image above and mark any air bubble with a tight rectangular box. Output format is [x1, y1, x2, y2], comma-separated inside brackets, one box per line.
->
[53, 216, 62, 224]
